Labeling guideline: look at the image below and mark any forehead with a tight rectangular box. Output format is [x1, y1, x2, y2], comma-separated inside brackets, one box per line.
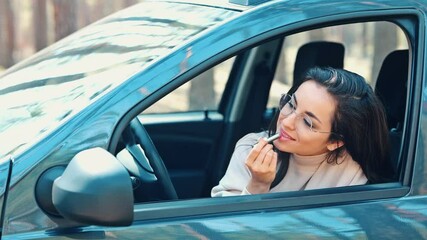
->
[294, 80, 337, 122]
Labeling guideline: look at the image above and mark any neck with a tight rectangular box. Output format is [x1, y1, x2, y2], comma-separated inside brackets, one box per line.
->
[292, 152, 328, 168]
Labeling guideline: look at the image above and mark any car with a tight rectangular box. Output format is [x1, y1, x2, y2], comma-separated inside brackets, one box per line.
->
[0, 0, 426, 238]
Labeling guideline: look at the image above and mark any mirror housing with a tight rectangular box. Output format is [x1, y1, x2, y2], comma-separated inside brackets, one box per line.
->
[51, 148, 133, 226]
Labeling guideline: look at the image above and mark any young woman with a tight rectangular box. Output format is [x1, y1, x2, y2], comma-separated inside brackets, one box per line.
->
[212, 67, 395, 196]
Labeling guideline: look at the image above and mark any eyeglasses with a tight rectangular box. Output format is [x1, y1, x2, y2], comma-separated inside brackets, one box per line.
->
[279, 94, 337, 135]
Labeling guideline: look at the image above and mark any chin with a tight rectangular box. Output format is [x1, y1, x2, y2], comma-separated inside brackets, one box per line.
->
[274, 143, 294, 153]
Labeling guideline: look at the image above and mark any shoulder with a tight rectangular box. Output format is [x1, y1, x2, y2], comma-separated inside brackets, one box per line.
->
[338, 152, 361, 168]
[336, 152, 368, 185]
[236, 132, 268, 148]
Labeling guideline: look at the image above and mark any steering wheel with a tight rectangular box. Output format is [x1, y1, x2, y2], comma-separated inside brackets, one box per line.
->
[121, 118, 178, 201]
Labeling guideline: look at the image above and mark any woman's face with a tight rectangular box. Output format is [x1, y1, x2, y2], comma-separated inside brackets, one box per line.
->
[274, 80, 337, 156]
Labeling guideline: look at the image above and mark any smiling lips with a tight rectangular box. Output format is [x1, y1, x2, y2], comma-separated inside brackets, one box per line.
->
[280, 130, 295, 141]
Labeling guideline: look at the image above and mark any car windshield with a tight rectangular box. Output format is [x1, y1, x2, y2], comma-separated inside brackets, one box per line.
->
[0, 1, 238, 159]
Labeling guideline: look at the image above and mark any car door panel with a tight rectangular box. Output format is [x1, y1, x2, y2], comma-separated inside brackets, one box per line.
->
[16, 190, 417, 239]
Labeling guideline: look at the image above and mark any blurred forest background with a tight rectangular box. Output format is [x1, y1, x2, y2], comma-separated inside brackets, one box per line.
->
[0, 0, 405, 110]
[0, 0, 144, 73]
[0, 1, 404, 79]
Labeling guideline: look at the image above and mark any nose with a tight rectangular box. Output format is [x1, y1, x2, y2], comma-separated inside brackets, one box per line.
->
[279, 112, 297, 131]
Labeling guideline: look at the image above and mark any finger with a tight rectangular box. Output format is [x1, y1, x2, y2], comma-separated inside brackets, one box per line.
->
[253, 144, 273, 167]
[250, 150, 277, 184]
[246, 138, 269, 165]
[268, 152, 278, 170]
[260, 149, 277, 172]
[246, 147, 260, 166]
[262, 149, 275, 167]
[258, 144, 273, 162]
[252, 137, 268, 150]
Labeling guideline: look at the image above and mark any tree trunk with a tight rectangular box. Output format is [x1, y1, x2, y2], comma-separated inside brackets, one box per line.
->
[189, 69, 215, 111]
[77, 1, 90, 29]
[309, 28, 325, 41]
[123, 0, 138, 8]
[0, 0, 16, 68]
[33, 0, 48, 51]
[53, 0, 77, 41]
[371, 23, 397, 83]
[276, 43, 288, 84]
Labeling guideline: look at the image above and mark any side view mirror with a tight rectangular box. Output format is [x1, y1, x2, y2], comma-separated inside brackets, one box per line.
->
[35, 148, 133, 226]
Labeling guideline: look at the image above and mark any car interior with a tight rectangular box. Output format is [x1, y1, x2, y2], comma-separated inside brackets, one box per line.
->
[113, 21, 410, 204]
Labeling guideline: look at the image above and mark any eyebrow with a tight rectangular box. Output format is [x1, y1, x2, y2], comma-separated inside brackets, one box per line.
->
[306, 111, 322, 124]
[293, 94, 322, 124]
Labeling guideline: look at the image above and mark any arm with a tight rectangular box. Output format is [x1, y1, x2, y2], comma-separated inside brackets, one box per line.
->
[211, 134, 254, 197]
[211, 132, 278, 197]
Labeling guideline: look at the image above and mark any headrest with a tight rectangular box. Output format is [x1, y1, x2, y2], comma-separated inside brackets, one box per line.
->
[293, 41, 345, 86]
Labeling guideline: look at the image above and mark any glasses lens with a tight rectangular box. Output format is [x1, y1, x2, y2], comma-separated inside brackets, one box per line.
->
[280, 102, 293, 116]
[279, 94, 291, 109]
[298, 114, 313, 131]
[279, 94, 315, 132]
[279, 95, 293, 116]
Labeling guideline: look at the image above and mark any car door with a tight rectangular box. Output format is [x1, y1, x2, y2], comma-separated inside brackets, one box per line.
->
[108, 2, 423, 239]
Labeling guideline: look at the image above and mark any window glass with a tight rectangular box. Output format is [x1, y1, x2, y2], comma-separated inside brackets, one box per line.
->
[144, 57, 235, 113]
[268, 22, 408, 108]
[0, 2, 239, 159]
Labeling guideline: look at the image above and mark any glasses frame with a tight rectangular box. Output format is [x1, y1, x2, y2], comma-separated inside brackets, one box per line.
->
[278, 94, 341, 136]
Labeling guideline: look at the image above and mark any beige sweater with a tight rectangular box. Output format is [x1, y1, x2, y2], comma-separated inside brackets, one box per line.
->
[211, 132, 367, 197]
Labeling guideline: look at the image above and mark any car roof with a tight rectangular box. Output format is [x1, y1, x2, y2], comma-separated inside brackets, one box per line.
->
[161, 0, 260, 11]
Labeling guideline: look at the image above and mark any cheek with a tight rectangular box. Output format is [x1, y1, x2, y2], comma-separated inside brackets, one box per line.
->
[275, 118, 330, 155]
[299, 134, 324, 145]
[276, 117, 281, 129]
[276, 115, 286, 129]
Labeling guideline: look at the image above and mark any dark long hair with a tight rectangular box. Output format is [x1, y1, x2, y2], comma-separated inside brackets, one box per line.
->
[269, 67, 395, 184]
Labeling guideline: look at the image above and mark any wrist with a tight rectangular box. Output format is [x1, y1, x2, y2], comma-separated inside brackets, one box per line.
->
[246, 180, 270, 194]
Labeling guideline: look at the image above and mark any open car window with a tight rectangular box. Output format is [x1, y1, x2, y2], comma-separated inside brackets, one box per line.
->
[143, 57, 235, 114]
[121, 14, 414, 215]
[267, 21, 409, 109]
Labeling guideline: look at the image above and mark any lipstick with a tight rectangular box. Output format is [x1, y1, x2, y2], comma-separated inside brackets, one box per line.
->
[265, 133, 280, 143]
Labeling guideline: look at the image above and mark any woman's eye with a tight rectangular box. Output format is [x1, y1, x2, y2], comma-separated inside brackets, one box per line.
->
[303, 117, 312, 128]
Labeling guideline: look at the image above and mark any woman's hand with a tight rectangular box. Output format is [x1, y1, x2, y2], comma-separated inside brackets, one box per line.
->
[245, 138, 278, 194]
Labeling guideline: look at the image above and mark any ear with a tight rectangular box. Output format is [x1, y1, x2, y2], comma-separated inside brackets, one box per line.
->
[326, 140, 344, 151]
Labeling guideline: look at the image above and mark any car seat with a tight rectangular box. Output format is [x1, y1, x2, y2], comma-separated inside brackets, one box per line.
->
[375, 49, 409, 172]
[375, 50, 409, 131]
[293, 41, 345, 86]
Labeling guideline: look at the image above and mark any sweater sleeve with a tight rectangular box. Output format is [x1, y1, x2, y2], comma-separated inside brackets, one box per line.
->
[211, 132, 266, 197]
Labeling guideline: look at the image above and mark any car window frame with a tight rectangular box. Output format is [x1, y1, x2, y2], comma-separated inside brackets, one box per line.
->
[112, 10, 423, 223]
